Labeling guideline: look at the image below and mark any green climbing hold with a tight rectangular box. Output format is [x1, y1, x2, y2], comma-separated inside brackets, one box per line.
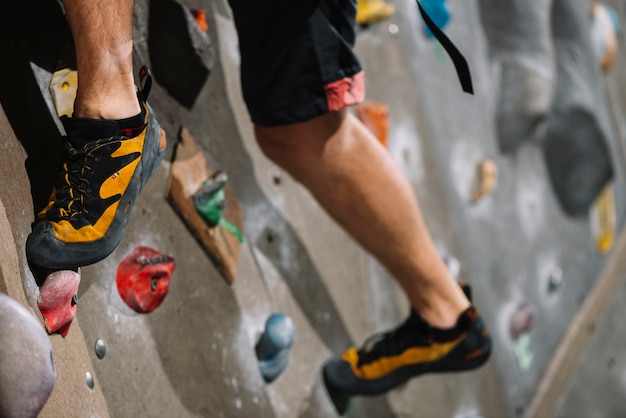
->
[194, 171, 228, 228]
[194, 171, 244, 243]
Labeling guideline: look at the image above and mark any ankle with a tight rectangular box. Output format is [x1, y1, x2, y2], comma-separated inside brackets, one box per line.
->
[418, 305, 468, 329]
[73, 90, 141, 120]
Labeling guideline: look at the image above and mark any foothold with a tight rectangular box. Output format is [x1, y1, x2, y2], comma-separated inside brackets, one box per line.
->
[591, 184, 616, 254]
[419, 0, 450, 39]
[356, 0, 395, 26]
[548, 267, 563, 292]
[255, 313, 296, 383]
[116, 246, 176, 314]
[0, 293, 56, 417]
[191, 9, 209, 32]
[166, 128, 245, 284]
[355, 102, 390, 148]
[513, 334, 533, 372]
[95, 339, 106, 360]
[544, 107, 613, 216]
[85, 371, 94, 391]
[49, 68, 78, 117]
[509, 302, 536, 340]
[194, 171, 228, 228]
[37, 269, 82, 337]
[470, 159, 498, 203]
[388, 23, 399, 35]
[590, 3, 619, 73]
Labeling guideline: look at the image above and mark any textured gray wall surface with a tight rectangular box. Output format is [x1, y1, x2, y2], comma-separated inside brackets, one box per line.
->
[0, 0, 625, 417]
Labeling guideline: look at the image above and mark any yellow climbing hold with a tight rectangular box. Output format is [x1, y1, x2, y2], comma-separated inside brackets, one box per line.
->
[591, 183, 615, 254]
[470, 159, 498, 203]
[356, 0, 395, 26]
[49, 68, 78, 118]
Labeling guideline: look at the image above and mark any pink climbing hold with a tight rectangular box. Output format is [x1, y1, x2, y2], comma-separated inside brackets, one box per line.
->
[116, 246, 176, 313]
[509, 302, 536, 341]
[37, 269, 81, 337]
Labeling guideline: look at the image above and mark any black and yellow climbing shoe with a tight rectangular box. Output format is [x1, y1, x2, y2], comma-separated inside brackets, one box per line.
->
[26, 67, 165, 269]
[323, 302, 491, 399]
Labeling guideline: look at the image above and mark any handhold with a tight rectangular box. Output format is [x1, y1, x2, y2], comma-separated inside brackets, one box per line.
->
[544, 107, 613, 216]
[37, 269, 81, 337]
[166, 127, 245, 284]
[591, 183, 616, 255]
[355, 102, 389, 148]
[255, 313, 296, 383]
[509, 302, 536, 341]
[470, 159, 498, 203]
[49, 68, 77, 118]
[419, 0, 450, 39]
[356, 0, 395, 26]
[191, 9, 208, 32]
[590, 3, 619, 73]
[116, 246, 176, 313]
[194, 171, 228, 228]
[0, 293, 56, 417]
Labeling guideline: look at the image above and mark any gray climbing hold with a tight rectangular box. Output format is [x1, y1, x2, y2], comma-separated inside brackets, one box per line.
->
[544, 107, 613, 216]
[0, 292, 56, 418]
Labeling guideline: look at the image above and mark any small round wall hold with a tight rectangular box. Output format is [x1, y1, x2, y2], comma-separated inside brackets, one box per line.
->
[85, 372, 94, 391]
[95, 339, 106, 360]
[116, 246, 176, 314]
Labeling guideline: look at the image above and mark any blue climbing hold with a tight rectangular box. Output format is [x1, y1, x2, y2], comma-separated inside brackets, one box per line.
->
[418, 0, 450, 39]
[255, 313, 296, 383]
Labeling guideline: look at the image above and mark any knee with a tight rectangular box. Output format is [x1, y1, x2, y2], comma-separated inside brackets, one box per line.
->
[254, 127, 296, 166]
[254, 111, 347, 167]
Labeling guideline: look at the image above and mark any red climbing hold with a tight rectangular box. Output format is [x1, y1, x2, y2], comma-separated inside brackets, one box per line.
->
[116, 246, 176, 313]
[38, 269, 81, 337]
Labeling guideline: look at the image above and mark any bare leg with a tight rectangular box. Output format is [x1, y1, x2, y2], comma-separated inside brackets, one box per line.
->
[256, 110, 469, 328]
[62, 0, 140, 119]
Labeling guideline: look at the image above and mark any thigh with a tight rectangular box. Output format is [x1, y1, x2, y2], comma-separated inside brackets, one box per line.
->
[228, 0, 365, 126]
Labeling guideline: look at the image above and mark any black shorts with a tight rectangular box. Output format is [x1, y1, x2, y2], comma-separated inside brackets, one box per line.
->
[228, 0, 365, 126]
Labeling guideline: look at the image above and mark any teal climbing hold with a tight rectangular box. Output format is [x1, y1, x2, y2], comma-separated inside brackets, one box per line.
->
[419, 0, 450, 39]
[255, 313, 296, 383]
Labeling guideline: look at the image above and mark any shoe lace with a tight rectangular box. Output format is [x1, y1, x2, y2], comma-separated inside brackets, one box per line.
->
[357, 317, 429, 366]
[53, 139, 111, 220]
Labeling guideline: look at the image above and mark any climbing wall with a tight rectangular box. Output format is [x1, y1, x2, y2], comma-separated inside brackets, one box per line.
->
[1, 0, 626, 417]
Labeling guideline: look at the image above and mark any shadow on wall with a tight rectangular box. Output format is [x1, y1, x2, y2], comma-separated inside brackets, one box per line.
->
[0, 0, 67, 220]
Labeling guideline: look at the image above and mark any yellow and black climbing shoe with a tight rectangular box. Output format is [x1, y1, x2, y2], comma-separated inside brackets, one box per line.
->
[323, 302, 491, 400]
[27, 66, 165, 269]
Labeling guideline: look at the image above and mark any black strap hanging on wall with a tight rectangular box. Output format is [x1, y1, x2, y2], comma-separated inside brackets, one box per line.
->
[416, 1, 474, 94]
